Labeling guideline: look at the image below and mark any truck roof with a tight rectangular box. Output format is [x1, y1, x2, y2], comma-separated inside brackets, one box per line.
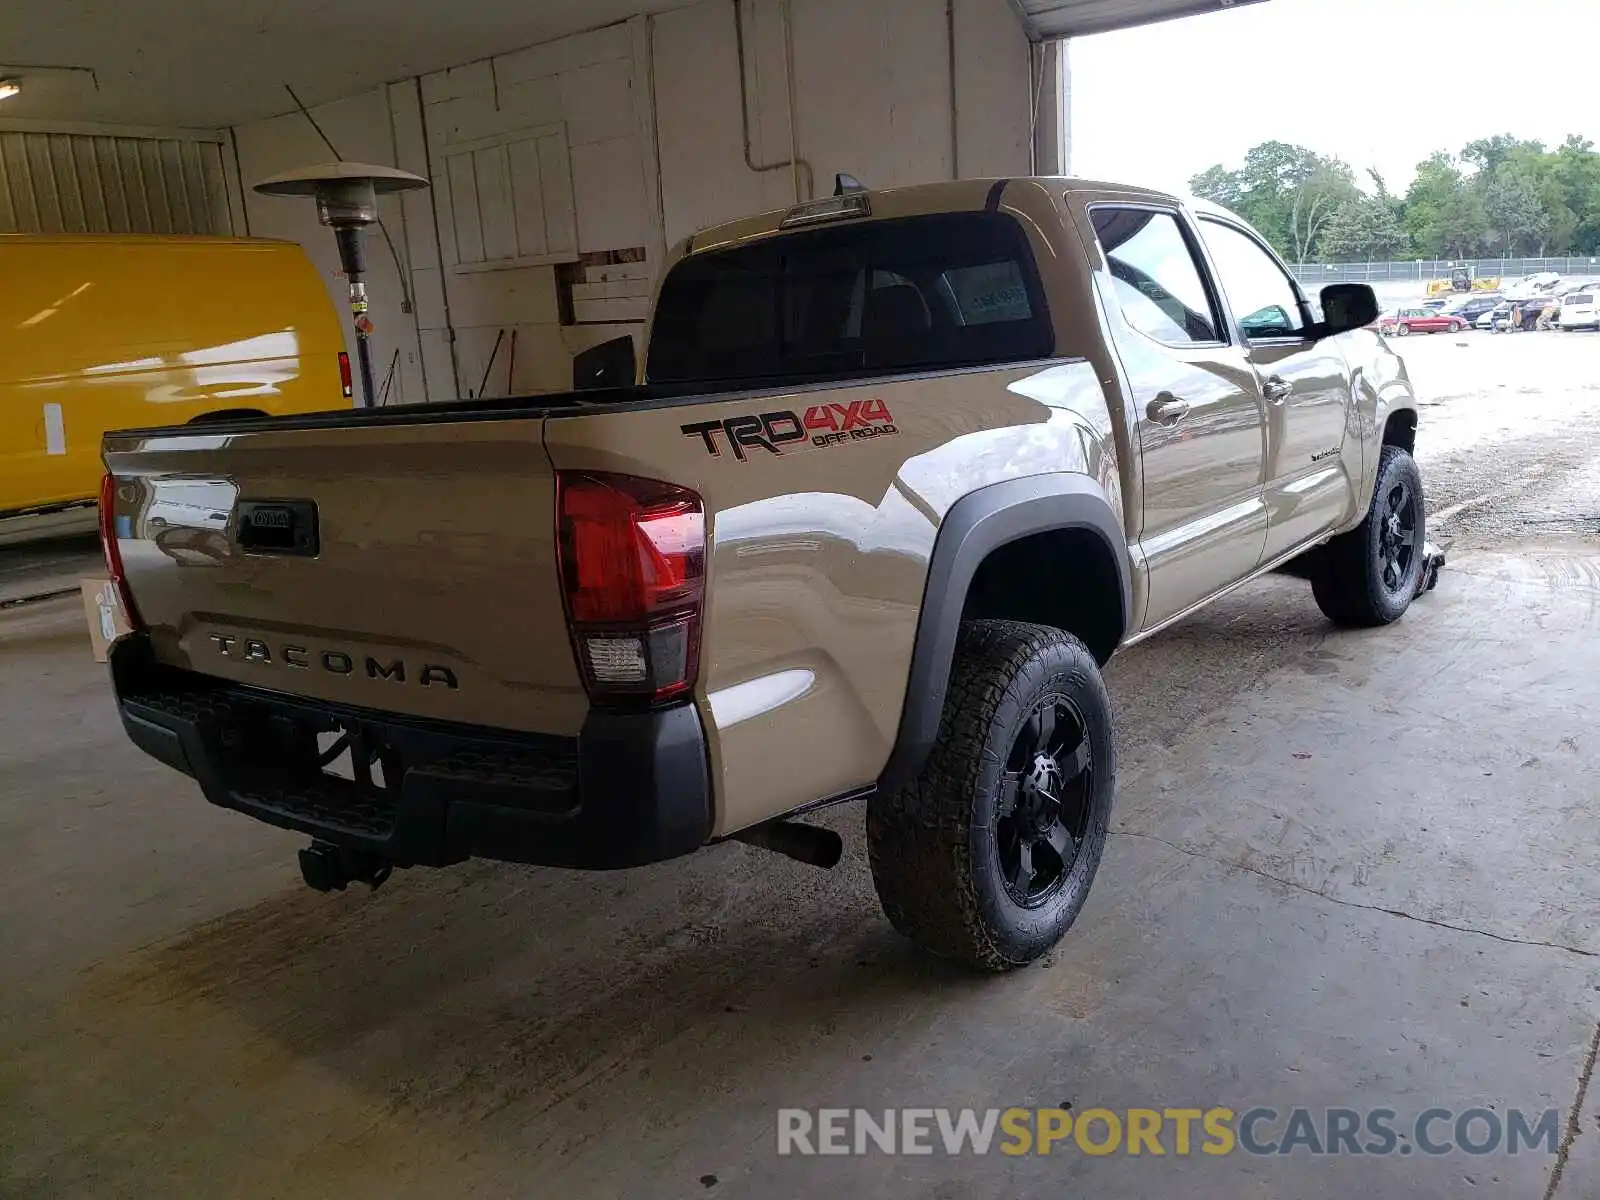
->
[678, 175, 1194, 260]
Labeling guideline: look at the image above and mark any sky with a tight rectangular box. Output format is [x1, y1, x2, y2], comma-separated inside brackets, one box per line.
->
[1068, 0, 1600, 194]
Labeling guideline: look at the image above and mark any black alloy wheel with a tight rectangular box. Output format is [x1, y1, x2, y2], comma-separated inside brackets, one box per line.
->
[1377, 476, 1419, 594]
[996, 694, 1093, 907]
[1310, 444, 1426, 627]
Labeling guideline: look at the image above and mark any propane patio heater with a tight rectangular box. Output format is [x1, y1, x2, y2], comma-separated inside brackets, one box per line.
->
[253, 162, 428, 407]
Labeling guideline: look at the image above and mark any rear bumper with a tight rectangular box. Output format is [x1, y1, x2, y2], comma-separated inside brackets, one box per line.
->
[110, 636, 713, 870]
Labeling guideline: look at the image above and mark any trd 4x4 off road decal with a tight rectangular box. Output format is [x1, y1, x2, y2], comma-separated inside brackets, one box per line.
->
[682, 400, 899, 460]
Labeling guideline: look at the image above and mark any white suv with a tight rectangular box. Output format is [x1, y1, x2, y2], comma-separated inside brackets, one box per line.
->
[1559, 288, 1598, 331]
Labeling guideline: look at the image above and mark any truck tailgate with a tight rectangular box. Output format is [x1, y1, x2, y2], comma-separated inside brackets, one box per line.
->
[103, 417, 587, 737]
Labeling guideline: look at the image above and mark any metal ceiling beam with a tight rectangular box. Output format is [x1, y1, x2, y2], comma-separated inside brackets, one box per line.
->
[1012, 0, 1270, 41]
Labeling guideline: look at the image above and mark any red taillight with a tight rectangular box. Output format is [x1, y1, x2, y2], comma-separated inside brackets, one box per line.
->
[98, 472, 143, 631]
[557, 472, 705, 704]
[338, 351, 354, 399]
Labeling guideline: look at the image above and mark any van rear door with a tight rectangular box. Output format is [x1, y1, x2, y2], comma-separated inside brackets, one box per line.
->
[0, 237, 346, 514]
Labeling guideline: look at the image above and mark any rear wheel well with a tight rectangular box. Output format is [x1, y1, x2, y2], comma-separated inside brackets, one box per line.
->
[961, 529, 1123, 665]
[1383, 409, 1417, 454]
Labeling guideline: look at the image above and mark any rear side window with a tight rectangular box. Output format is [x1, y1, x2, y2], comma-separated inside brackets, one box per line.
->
[646, 213, 1052, 385]
[1089, 208, 1222, 346]
[1566, 293, 1593, 305]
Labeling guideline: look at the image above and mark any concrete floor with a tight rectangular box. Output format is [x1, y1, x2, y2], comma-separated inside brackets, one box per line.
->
[0, 534, 98, 607]
[2, 334, 1598, 1198]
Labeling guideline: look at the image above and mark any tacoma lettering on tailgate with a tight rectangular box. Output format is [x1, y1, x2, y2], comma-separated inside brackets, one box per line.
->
[206, 633, 460, 690]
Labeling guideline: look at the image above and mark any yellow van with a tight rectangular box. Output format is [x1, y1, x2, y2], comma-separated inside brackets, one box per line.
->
[1, 234, 350, 538]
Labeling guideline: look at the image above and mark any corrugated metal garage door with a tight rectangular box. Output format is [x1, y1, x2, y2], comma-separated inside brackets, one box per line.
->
[0, 131, 232, 236]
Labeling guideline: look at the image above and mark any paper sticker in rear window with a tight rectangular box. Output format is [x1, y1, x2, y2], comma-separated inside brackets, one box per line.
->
[942, 261, 1032, 326]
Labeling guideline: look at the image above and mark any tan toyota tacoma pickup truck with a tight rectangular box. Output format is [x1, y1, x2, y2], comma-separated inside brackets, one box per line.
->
[98, 177, 1423, 971]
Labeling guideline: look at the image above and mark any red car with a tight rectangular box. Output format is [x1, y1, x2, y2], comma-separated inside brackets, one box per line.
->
[1378, 307, 1467, 336]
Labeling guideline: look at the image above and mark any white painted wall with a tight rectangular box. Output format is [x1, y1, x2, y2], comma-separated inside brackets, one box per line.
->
[655, 0, 1030, 245]
[417, 20, 657, 398]
[954, 0, 1035, 179]
[225, 0, 1034, 403]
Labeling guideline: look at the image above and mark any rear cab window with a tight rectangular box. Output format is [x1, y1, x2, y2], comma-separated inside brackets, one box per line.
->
[645, 212, 1054, 385]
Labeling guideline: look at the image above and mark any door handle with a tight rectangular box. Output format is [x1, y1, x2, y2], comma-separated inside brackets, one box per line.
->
[1146, 393, 1191, 425]
[1262, 375, 1293, 403]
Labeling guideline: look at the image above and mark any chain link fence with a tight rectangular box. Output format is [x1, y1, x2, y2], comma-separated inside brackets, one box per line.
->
[1289, 256, 1600, 286]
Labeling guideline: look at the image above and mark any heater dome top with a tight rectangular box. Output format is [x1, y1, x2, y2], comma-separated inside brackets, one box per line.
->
[252, 162, 428, 197]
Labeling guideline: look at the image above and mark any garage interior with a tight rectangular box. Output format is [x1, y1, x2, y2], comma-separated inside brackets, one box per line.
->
[3, 0, 1599, 1197]
[1, 0, 1087, 405]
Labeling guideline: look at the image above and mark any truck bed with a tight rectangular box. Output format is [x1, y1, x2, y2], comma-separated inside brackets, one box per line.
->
[101, 363, 1004, 735]
[102, 355, 1093, 840]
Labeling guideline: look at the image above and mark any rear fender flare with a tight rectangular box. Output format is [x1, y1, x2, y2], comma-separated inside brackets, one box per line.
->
[875, 474, 1131, 793]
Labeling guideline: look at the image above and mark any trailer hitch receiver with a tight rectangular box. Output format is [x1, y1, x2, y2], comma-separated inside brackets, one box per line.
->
[298, 841, 395, 892]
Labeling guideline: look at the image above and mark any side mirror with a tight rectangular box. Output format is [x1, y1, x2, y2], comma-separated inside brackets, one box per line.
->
[572, 335, 637, 390]
[1316, 283, 1379, 337]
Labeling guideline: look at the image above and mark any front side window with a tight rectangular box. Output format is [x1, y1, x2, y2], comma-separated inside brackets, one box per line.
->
[1197, 218, 1309, 340]
[1089, 208, 1222, 346]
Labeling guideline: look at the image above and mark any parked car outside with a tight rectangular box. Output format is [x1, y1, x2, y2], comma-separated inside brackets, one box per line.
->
[1378, 307, 1468, 336]
[1480, 300, 1544, 332]
[1559, 289, 1598, 330]
[1441, 294, 1501, 325]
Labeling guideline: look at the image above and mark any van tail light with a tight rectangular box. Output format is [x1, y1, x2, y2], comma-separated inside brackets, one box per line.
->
[98, 472, 144, 631]
[556, 472, 705, 705]
[337, 352, 354, 399]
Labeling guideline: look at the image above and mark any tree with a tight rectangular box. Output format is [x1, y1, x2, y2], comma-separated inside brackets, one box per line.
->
[1551, 135, 1600, 254]
[1189, 142, 1356, 260]
[1404, 153, 1488, 258]
[1289, 168, 1358, 263]
[1504, 145, 1574, 254]
[1189, 164, 1242, 210]
[1320, 195, 1408, 261]
[1481, 161, 1551, 256]
[1462, 134, 1543, 175]
[1193, 135, 1600, 261]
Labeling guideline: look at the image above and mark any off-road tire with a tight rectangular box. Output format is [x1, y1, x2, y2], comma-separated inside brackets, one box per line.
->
[867, 620, 1115, 972]
[1311, 445, 1426, 627]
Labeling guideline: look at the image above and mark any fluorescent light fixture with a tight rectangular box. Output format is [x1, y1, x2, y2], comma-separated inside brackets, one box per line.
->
[0, 80, 20, 101]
